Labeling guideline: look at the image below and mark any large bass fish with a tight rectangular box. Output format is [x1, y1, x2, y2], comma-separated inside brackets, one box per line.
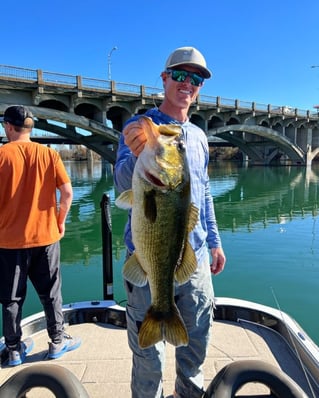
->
[115, 116, 198, 349]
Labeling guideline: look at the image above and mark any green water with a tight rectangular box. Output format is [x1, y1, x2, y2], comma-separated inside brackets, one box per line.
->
[9, 161, 319, 345]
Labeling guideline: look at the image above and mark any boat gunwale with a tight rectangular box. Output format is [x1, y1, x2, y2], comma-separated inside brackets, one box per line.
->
[214, 297, 319, 388]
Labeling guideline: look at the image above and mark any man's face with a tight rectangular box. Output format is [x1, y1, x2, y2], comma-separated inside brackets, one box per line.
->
[162, 65, 204, 111]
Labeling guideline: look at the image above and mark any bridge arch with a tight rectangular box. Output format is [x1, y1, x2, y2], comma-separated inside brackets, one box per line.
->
[107, 105, 131, 130]
[311, 147, 319, 160]
[284, 123, 294, 142]
[227, 116, 240, 125]
[189, 112, 206, 131]
[313, 126, 319, 148]
[208, 124, 305, 165]
[208, 115, 224, 129]
[13, 105, 121, 163]
[38, 98, 68, 112]
[75, 102, 102, 121]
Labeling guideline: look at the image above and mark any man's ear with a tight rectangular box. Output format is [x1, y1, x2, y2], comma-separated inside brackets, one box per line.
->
[161, 71, 167, 85]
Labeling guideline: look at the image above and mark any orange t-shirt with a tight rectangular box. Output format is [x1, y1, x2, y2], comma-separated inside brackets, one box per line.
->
[0, 141, 71, 248]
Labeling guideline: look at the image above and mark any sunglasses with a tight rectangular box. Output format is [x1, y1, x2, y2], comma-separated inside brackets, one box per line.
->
[166, 69, 204, 87]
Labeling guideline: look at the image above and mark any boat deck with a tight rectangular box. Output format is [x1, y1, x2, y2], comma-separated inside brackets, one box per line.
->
[0, 318, 317, 397]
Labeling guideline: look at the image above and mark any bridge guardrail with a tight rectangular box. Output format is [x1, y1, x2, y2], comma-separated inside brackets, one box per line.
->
[81, 77, 111, 91]
[0, 65, 37, 80]
[254, 102, 268, 112]
[0, 64, 318, 119]
[42, 71, 77, 86]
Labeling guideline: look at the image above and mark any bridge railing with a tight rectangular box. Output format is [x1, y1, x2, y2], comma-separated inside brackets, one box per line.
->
[81, 77, 111, 91]
[42, 70, 77, 87]
[254, 102, 269, 112]
[0, 64, 318, 119]
[0, 64, 37, 81]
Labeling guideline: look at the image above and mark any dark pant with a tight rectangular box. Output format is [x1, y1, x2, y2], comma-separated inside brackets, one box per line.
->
[0, 242, 64, 348]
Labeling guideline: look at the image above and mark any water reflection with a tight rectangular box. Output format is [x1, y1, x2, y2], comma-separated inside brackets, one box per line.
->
[61, 161, 319, 266]
[61, 162, 116, 265]
[209, 164, 319, 232]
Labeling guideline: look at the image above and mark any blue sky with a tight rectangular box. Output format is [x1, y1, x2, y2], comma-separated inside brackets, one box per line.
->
[2, 1, 319, 111]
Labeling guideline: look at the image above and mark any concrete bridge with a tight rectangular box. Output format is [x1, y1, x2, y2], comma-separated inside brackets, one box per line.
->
[0, 64, 318, 165]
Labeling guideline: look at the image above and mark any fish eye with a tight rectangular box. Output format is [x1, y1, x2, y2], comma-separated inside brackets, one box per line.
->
[176, 139, 186, 151]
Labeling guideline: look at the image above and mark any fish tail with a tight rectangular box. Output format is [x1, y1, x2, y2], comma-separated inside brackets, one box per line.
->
[138, 305, 189, 349]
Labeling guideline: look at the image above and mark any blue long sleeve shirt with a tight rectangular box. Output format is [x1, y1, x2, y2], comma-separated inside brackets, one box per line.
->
[113, 108, 222, 265]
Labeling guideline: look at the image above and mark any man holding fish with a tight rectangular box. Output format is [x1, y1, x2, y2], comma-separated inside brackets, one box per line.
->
[114, 47, 226, 398]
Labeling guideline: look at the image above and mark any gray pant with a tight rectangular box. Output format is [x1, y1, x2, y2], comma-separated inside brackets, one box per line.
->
[0, 242, 64, 348]
[124, 251, 214, 398]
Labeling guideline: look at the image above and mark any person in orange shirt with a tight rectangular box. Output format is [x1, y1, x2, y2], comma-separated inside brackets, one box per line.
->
[0, 105, 81, 366]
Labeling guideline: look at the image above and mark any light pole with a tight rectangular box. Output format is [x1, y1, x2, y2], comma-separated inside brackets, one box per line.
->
[108, 46, 118, 80]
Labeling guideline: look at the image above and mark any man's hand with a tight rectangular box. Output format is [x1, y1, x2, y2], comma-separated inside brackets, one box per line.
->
[123, 118, 148, 156]
[210, 247, 226, 275]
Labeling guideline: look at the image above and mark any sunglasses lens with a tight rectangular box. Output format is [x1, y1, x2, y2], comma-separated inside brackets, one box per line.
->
[171, 70, 187, 82]
[169, 70, 203, 86]
[191, 74, 204, 86]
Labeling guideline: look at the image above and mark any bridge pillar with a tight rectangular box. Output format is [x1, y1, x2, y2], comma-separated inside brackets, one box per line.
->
[305, 128, 313, 166]
[242, 153, 249, 166]
[305, 145, 313, 166]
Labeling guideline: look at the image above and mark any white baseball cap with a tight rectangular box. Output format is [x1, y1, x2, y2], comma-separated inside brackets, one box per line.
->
[164, 46, 212, 79]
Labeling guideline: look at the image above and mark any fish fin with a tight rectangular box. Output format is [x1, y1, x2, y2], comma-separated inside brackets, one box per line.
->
[115, 190, 133, 210]
[140, 117, 181, 138]
[158, 124, 181, 137]
[138, 304, 188, 349]
[138, 308, 163, 349]
[144, 190, 157, 223]
[187, 203, 199, 232]
[174, 241, 197, 284]
[122, 253, 148, 287]
[163, 305, 189, 347]
[173, 204, 198, 284]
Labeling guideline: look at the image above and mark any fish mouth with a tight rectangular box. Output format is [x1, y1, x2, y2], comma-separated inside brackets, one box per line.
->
[145, 171, 166, 187]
